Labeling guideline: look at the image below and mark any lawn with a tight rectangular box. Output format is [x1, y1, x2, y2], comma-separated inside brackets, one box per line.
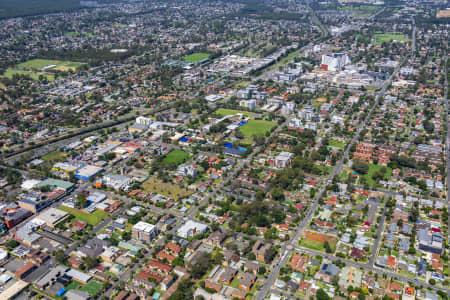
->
[240, 120, 276, 137]
[361, 164, 392, 187]
[183, 52, 210, 63]
[329, 139, 346, 149]
[41, 150, 67, 163]
[299, 239, 324, 251]
[215, 108, 252, 117]
[162, 149, 190, 165]
[373, 32, 411, 45]
[66, 280, 103, 296]
[17, 59, 86, 71]
[59, 206, 108, 226]
[2, 69, 55, 81]
[142, 176, 192, 200]
[299, 235, 337, 253]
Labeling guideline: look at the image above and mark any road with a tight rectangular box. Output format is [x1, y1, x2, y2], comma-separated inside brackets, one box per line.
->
[289, 246, 450, 295]
[443, 52, 449, 281]
[255, 37, 411, 300]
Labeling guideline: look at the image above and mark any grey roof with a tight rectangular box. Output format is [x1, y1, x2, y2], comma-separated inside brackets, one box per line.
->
[319, 263, 340, 277]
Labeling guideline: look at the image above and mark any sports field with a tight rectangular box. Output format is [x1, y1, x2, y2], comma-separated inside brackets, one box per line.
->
[240, 120, 276, 137]
[183, 52, 210, 63]
[163, 149, 190, 165]
[373, 32, 410, 45]
[17, 59, 86, 71]
[59, 206, 108, 226]
[2, 69, 55, 81]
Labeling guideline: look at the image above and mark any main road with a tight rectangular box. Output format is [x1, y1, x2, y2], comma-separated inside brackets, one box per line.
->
[255, 38, 411, 300]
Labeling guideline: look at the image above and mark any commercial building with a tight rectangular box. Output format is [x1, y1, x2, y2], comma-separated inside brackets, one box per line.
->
[36, 179, 74, 193]
[35, 208, 69, 228]
[132, 221, 158, 243]
[102, 174, 132, 190]
[321, 53, 350, 71]
[75, 165, 103, 181]
[0, 280, 29, 300]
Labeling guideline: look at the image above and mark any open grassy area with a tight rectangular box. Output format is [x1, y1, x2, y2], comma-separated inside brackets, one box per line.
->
[162, 149, 190, 165]
[142, 176, 192, 200]
[299, 236, 337, 252]
[240, 120, 276, 137]
[59, 206, 108, 226]
[340, 4, 379, 18]
[373, 32, 411, 45]
[329, 139, 346, 149]
[66, 280, 103, 296]
[362, 164, 392, 187]
[183, 52, 210, 63]
[299, 238, 324, 251]
[41, 150, 67, 163]
[2, 69, 55, 81]
[17, 59, 86, 71]
[215, 108, 252, 117]
[234, 80, 251, 88]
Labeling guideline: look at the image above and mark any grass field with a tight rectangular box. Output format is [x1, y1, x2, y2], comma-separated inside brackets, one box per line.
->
[183, 52, 210, 63]
[362, 164, 392, 187]
[163, 149, 190, 165]
[142, 176, 192, 200]
[373, 32, 411, 45]
[66, 280, 103, 296]
[299, 239, 325, 251]
[329, 139, 346, 149]
[299, 236, 337, 252]
[17, 59, 86, 71]
[240, 120, 276, 137]
[2, 69, 55, 81]
[215, 108, 252, 117]
[59, 206, 108, 226]
[41, 150, 67, 163]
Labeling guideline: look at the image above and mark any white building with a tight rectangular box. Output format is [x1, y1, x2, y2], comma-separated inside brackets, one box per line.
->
[102, 174, 131, 190]
[240, 99, 256, 110]
[132, 221, 158, 243]
[177, 220, 208, 238]
[274, 152, 294, 169]
[136, 116, 153, 126]
[321, 53, 350, 71]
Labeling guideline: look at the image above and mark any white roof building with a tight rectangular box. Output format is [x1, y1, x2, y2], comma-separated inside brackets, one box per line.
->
[21, 179, 41, 191]
[177, 220, 209, 238]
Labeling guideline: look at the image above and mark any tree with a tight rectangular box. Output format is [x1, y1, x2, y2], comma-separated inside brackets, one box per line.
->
[316, 288, 331, 300]
[264, 246, 277, 264]
[76, 193, 88, 208]
[324, 241, 332, 253]
[54, 250, 66, 263]
[353, 160, 369, 175]
[84, 257, 99, 269]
